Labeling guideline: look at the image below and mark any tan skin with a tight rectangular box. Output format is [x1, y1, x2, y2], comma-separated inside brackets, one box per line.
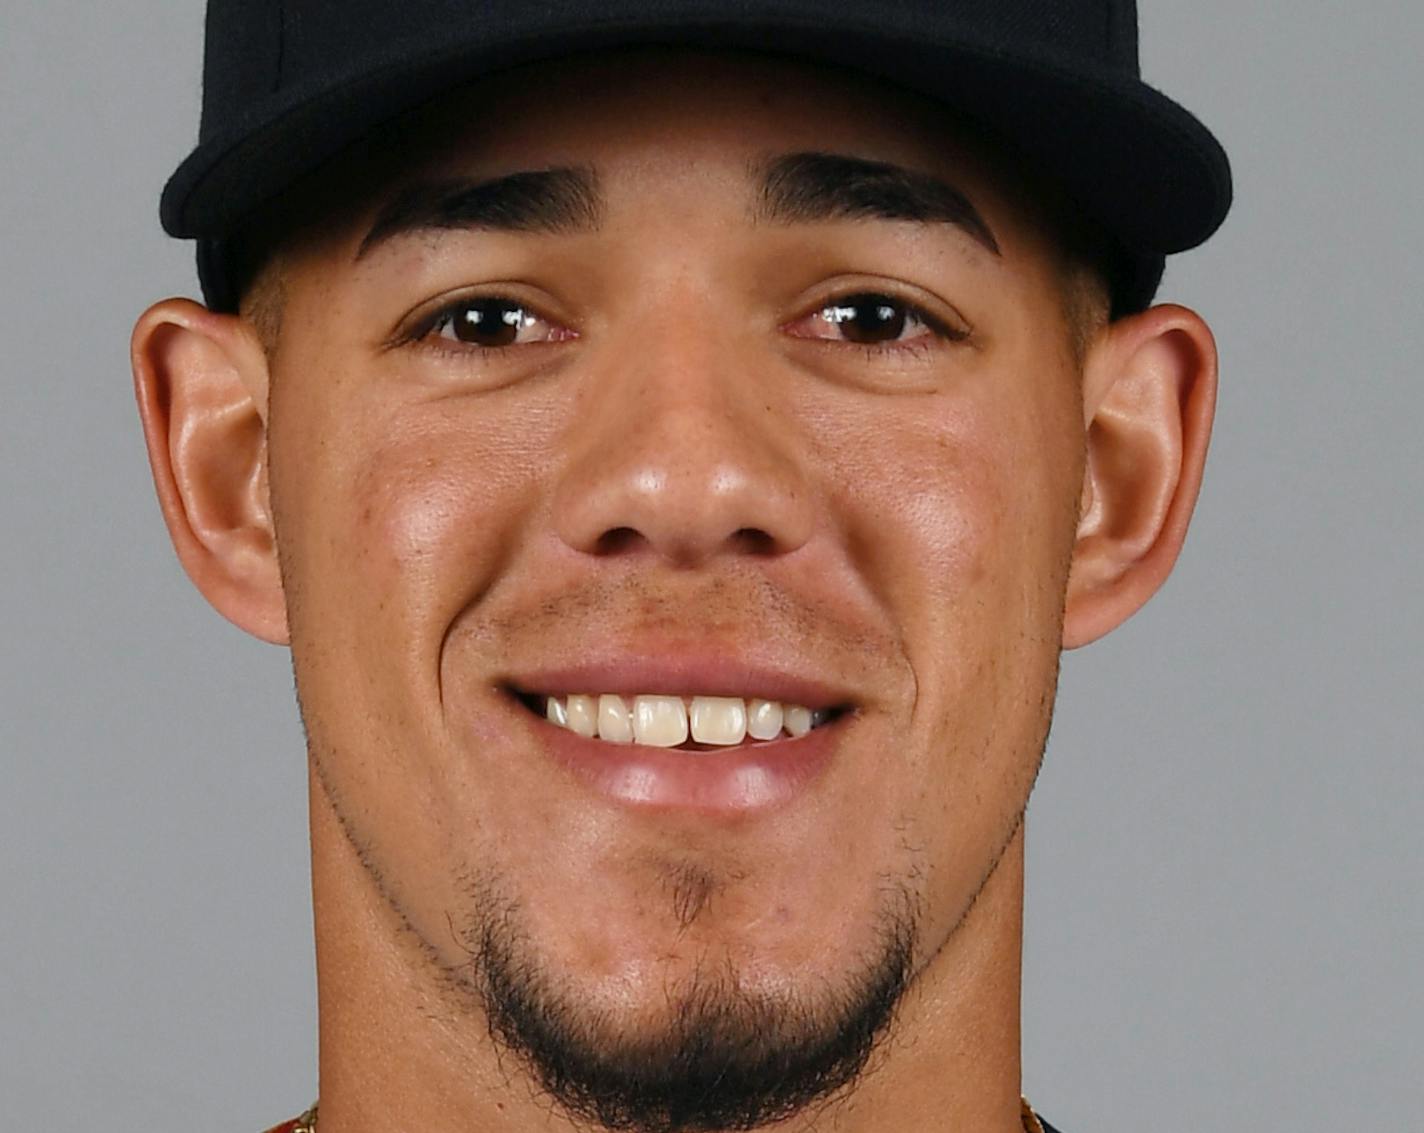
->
[132, 54, 1216, 1133]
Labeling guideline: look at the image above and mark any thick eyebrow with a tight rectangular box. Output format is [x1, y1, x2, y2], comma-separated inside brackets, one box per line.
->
[356, 166, 602, 259]
[753, 152, 1000, 255]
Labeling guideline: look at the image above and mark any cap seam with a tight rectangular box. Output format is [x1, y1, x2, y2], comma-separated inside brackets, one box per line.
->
[273, 0, 287, 93]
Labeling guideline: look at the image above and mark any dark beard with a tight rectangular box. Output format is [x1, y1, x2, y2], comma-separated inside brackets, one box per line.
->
[459, 880, 918, 1133]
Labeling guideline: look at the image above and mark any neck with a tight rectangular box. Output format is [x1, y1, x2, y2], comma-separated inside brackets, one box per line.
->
[308, 762, 1027, 1133]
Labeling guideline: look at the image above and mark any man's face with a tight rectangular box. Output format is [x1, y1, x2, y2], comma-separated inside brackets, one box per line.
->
[267, 51, 1086, 1126]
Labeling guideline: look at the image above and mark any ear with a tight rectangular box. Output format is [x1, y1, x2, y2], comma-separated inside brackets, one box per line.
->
[1061, 304, 1218, 650]
[131, 298, 289, 644]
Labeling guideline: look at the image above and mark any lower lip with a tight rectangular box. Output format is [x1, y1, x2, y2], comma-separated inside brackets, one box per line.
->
[533, 714, 843, 814]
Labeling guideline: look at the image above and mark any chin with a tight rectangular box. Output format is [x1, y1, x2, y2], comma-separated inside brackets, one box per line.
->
[441, 865, 921, 1133]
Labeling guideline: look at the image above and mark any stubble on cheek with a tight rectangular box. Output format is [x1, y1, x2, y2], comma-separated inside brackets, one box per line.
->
[824, 367, 1082, 955]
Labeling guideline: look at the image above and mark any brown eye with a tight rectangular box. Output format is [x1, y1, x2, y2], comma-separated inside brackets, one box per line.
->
[786, 291, 960, 349]
[424, 297, 570, 349]
[441, 298, 530, 347]
[821, 295, 910, 344]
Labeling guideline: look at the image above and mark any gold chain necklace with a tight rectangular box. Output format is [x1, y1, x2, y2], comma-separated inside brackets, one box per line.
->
[1020, 1096, 1047, 1133]
[292, 1097, 1045, 1131]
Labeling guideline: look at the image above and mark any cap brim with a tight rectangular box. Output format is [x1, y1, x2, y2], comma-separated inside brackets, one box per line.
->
[163, 14, 1230, 304]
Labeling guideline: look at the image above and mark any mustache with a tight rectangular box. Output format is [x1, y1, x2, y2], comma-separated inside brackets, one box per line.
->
[456, 567, 903, 680]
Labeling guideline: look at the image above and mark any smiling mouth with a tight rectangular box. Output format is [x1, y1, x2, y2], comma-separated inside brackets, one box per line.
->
[511, 690, 850, 752]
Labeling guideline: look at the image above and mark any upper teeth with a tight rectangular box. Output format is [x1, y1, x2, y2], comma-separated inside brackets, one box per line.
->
[543, 694, 827, 747]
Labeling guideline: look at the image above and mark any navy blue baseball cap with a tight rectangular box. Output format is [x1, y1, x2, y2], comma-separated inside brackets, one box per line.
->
[161, 0, 1232, 315]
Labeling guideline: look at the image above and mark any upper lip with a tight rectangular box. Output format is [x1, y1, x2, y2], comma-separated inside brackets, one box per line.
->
[502, 648, 858, 712]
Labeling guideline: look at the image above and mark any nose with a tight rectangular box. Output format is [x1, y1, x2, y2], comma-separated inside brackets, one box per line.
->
[551, 319, 814, 566]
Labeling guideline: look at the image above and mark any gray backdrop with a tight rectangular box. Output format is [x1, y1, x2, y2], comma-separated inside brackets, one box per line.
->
[2, 2, 1420, 1130]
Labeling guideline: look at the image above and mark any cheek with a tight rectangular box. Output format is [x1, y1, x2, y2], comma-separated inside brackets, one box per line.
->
[815, 362, 1080, 755]
[814, 370, 1080, 935]
[823, 393, 1064, 633]
[350, 434, 509, 605]
[269, 370, 563, 913]
[269, 377, 549, 748]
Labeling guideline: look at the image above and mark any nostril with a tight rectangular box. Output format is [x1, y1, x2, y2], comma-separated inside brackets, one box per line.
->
[594, 527, 645, 555]
[591, 525, 780, 560]
[732, 528, 777, 556]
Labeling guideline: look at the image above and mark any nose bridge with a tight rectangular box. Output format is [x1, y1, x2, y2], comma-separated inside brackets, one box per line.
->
[552, 308, 814, 564]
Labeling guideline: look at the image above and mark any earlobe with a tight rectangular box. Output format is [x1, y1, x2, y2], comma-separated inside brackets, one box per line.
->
[1061, 304, 1218, 650]
[131, 299, 289, 644]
